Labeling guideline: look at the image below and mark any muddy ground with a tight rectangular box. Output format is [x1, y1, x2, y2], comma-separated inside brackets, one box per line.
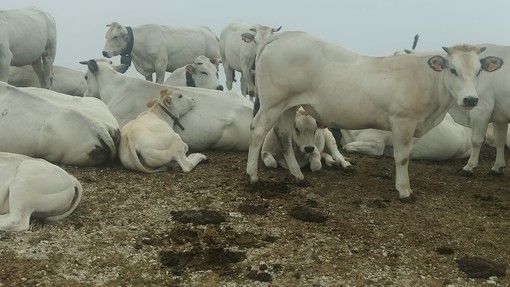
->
[0, 144, 508, 287]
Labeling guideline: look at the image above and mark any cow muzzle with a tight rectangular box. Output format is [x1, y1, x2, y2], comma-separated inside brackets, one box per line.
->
[463, 96, 479, 107]
[217, 85, 224, 91]
[304, 146, 315, 153]
[102, 51, 111, 58]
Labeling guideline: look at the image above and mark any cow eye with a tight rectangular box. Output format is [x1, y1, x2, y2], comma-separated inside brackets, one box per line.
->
[450, 68, 457, 76]
[112, 36, 118, 40]
[200, 71, 208, 75]
[178, 95, 183, 99]
[295, 128, 300, 135]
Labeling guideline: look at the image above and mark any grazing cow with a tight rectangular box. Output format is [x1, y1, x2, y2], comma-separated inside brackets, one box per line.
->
[246, 31, 503, 201]
[0, 82, 119, 165]
[341, 113, 473, 160]
[102, 22, 220, 83]
[219, 21, 281, 99]
[81, 59, 253, 151]
[120, 89, 206, 173]
[447, 44, 510, 176]
[0, 152, 82, 232]
[0, 7, 56, 89]
[262, 108, 352, 171]
[164, 55, 223, 90]
[8, 65, 87, 96]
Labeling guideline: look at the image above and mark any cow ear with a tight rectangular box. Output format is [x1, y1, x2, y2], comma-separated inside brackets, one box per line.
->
[428, 55, 447, 72]
[480, 56, 504, 72]
[146, 99, 157, 108]
[163, 96, 172, 107]
[209, 58, 221, 66]
[241, 33, 255, 43]
[185, 65, 195, 74]
[87, 60, 99, 73]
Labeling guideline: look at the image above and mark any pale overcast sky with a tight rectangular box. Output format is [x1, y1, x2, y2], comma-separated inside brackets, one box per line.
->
[4, 0, 510, 87]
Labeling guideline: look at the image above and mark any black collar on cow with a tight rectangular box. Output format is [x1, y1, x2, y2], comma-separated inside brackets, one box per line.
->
[120, 26, 134, 67]
[158, 103, 186, 131]
[185, 71, 196, 87]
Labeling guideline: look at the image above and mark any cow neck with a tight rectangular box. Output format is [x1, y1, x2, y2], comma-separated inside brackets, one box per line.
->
[185, 71, 196, 87]
[120, 26, 134, 67]
[158, 103, 186, 131]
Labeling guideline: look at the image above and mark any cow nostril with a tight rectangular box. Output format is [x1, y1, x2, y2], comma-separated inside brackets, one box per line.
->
[102, 51, 108, 57]
[463, 97, 479, 107]
[217, 85, 224, 91]
[304, 146, 315, 153]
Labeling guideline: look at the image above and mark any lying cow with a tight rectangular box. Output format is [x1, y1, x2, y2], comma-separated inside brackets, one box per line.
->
[9, 65, 87, 96]
[82, 59, 253, 151]
[120, 89, 206, 173]
[0, 152, 82, 232]
[219, 21, 281, 99]
[0, 7, 56, 89]
[164, 55, 223, 90]
[262, 108, 352, 172]
[246, 30, 503, 201]
[341, 113, 472, 160]
[0, 82, 119, 165]
[102, 22, 220, 83]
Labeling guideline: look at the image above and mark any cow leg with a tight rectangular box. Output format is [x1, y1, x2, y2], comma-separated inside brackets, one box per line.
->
[343, 140, 386, 156]
[247, 105, 288, 183]
[176, 153, 207, 173]
[241, 63, 256, 98]
[490, 122, 507, 174]
[42, 45, 56, 89]
[461, 110, 491, 175]
[154, 62, 166, 84]
[145, 74, 154, 82]
[0, 213, 31, 232]
[223, 64, 235, 91]
[323, 129, 352, 169]
[309, 149, 323, 172]
[276, 107, 305, 180]
[391, 120, 416, 201]
[32, 57, 47, 89]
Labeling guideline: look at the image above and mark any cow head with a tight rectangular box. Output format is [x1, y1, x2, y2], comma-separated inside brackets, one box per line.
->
[428, 45, 503, 109]
[102, 22, 129, 58]
[185, 55, 224, 90]
[80, 59, 129, 99]
[156, 88, 195, 120]
[292, 108, 319, 154]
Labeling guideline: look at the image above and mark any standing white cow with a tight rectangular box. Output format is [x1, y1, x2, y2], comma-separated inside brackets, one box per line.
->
[0, 82, 119, 166]
[447, 44, 510, 176]
[219, 21, 281, 99]
[0, 152, 82, 232]
[81, 59, 253, 151]
[8, 65, 87, 96]
[102, 22, 220, 84]
[0, 7, 56, 89]
[262, 108, 352, 171]
[341, 113, 473, 160]
[120, 89, 207, 173]
[164, 55, 223, 90]
[246, 31, 503, 201]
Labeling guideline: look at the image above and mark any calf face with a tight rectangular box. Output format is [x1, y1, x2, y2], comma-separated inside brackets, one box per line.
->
[185, 55, 223, 90]
[292, 109, 318, 154]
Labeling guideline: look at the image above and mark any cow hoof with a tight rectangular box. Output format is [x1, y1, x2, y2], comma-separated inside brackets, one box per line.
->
[296, 179, 311, 187]
[489, 169, 504, 176]
[458, 169, 474, 177]
[399, 194, 416, 204]
[343, 165, 355, 172]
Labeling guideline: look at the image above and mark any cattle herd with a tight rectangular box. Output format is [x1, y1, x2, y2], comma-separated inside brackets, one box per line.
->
[0, 6, 509, 233]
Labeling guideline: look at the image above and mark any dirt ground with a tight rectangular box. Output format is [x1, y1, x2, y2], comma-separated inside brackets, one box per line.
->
[0, 144, 508, 287]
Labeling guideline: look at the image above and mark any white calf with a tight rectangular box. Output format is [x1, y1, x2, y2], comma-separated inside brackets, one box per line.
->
[119, 89, 207, 173]
[164, 55, 223, 90]
[0, 152, 82, 232]
[262, 108, 352, 171]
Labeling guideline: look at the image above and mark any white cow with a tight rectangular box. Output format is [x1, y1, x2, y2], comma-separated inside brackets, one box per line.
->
[120, 89, 206, 173]
[246, 31, 503, 201]
[8, 65, 87, 96]
[0, 7, 56, 89]
[447, 44, 510, 176]
[81, 59, 253, 151]
[0, 152, 82, 232]
[102, 22, 220, 83]
[164, 55, 223, 90]
[219, 21, 281, 99]
[0, 82, 119, 166]
[262, 108, 352, 171]
[341, 113, 473, 160]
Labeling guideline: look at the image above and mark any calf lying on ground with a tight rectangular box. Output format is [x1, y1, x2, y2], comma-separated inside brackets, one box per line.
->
[164, 55, 223, 90]
[0, 152, 82, 232]
[261, 108, 352, 171]
[119, 88, 207, 173]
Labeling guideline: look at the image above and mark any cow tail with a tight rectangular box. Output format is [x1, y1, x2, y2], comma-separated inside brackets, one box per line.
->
[45, 175, 83, 222]
[94, 121, 120, 162]
[125, 139, 166, 173]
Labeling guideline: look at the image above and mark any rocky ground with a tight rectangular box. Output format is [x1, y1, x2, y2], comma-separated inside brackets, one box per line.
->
[0, 145, 508, 287]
